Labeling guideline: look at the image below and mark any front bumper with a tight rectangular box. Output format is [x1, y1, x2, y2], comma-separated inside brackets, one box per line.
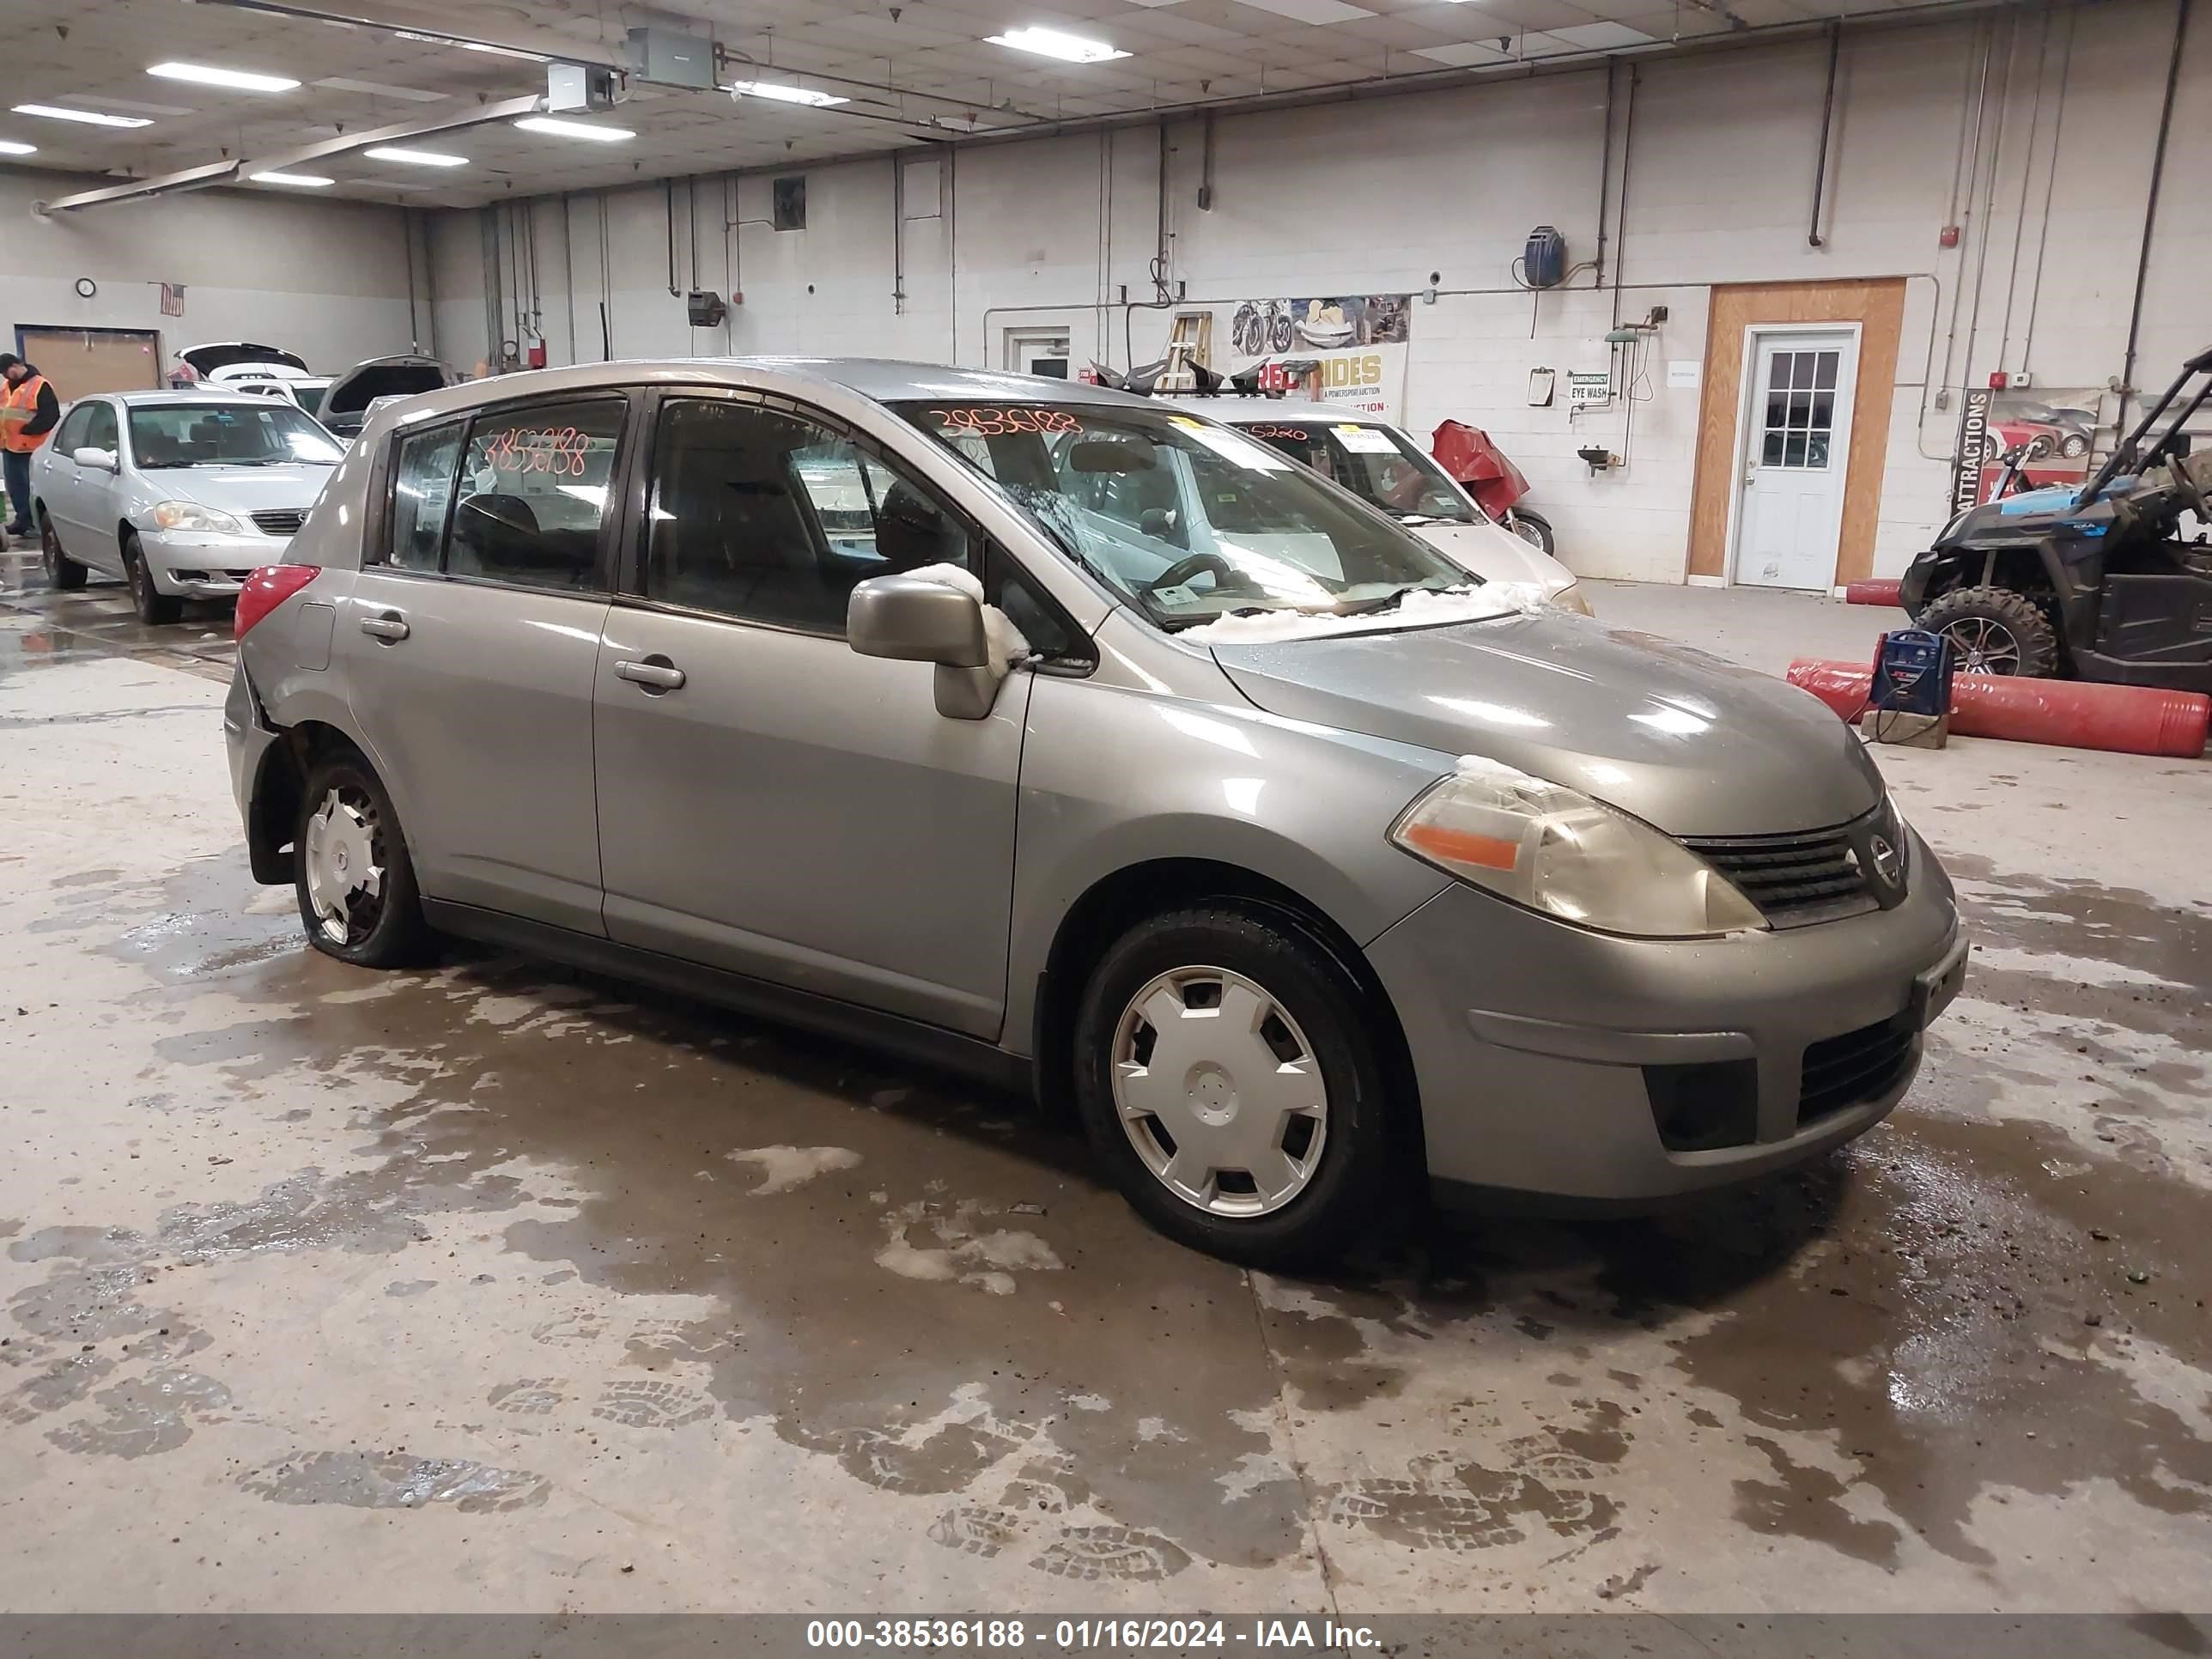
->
[1366, 826, 1965, 1204]
[140, 528, 289, 598]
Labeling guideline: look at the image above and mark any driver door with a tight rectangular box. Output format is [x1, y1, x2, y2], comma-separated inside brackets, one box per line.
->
[592, 392, 1031, 1038]
[59, 401, 125, 569]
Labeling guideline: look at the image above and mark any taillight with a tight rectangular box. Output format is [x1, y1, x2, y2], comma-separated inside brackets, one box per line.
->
[235, 564, 319, 640]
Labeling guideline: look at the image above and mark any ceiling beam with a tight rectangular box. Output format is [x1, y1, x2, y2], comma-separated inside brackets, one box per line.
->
[197, 0, 618, 68]
[39, 94, 546, 213]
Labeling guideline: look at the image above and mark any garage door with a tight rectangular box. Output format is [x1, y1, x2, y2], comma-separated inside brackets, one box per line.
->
[16, 327, 165, 401]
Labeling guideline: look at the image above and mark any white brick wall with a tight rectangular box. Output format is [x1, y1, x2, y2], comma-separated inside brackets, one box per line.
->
[423, 0, 2206, 585]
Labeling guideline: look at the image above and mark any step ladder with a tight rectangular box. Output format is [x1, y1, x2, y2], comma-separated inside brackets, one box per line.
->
[1155, 312, 1213, 392]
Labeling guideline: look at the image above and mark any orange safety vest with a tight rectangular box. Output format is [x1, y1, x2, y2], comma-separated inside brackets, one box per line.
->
[0, 374, 52, 453]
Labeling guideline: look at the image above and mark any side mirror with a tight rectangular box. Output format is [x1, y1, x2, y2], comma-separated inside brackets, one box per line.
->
[848, 573, 999, 721]
[73, 446, 118, 471]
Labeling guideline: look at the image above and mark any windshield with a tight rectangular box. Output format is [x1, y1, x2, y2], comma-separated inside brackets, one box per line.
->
[1230, 418, 1477, 523]
[127, 404, 343, 469]
[893, 401, 1474, 628]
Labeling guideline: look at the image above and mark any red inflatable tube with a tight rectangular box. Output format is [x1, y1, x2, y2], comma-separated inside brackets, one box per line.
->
[1844, 579, 1903, 607]
[1787, 659, 2211, 759]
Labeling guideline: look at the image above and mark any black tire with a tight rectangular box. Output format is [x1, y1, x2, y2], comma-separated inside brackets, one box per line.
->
[1917, 585, 2059, 678]
[39, 511, 86, 591]
[293, 745, 434, 969]
[121, 532, 182, 625]
[1505, 508, 1555, 556]
[1070, 904, 1401, 1267]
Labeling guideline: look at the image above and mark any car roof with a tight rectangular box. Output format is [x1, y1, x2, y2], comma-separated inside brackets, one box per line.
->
[1161, 395, 1382, 423]
[373, 357, 1165, 423]
[86, 389, 288, 407]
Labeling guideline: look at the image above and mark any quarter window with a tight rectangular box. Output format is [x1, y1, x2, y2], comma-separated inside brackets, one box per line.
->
[447, 400, 623, 591]
[386, 422, 462, 572]
[644, 398, 975, 633]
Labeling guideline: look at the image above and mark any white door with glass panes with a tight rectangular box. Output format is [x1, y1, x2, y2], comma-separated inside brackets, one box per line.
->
[1007, 331, 1073, 380]
[1731, 330, 1857, 590]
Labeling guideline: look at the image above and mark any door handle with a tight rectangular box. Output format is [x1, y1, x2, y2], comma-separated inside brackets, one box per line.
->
[359, 614, 410, 641]
[616, 655, 686, 692]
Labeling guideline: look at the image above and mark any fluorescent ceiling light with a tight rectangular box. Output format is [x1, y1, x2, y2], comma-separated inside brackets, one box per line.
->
[363, 145, 468, 167]
[13, 104, 154, 129]
[986, 27, 1130, 63]
[726, 80, 849, 107]
[394, 31, 549, 61]
[514, 115, 635, 142]
[0, 140, 35, 155]
[252, 169, 334, 186]
[148, 62, 301, 93]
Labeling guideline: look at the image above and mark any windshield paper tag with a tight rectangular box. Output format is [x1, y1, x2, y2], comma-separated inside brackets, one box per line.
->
[1332, 424, 1399, 454]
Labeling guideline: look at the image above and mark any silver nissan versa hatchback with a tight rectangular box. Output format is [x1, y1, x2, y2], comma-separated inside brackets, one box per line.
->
[223, 359, 1967, 1265]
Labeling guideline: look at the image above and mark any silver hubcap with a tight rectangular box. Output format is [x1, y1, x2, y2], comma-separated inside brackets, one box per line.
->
[1110, 966, 1328, 1218]
[303, 786, 384, 946]
[1942, 617, 2021, 675]
[1509, 517, 1545, 550]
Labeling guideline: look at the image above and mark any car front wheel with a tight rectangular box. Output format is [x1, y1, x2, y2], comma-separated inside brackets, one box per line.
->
[1071, 905, 1400, 1267]
[295, 747, 433, 968]
[122, 532, 182, 625]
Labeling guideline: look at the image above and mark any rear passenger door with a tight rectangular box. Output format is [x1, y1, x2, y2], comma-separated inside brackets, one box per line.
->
[336, 396, 627, 935]
[591, 391, 1039, 1037]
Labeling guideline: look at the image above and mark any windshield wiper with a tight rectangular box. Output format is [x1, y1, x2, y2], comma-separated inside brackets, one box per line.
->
[1335, 582, 1449, 617]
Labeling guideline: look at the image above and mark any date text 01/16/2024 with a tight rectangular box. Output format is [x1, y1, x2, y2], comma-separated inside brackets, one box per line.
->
[805, 1619, 1383, 1650]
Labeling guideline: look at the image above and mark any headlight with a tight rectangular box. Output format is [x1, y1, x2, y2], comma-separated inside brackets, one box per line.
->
[151, 501, 245, 534]
[1549, 581, 1594, 617]
[1390, 757, 1768, 939]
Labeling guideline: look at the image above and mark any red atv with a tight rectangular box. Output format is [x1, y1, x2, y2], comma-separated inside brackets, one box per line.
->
[1431, 421, 1553, 555]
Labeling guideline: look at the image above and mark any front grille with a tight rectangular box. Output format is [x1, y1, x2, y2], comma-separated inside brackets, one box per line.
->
[1798, 1011, 1916, 1125]
[252, 508, 307, 536]
[1683, 823, 1878, 928]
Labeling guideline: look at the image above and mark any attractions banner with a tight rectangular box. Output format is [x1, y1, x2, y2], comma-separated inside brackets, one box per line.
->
[1951, 386, 2104, 512]
[1217, 294, 1412, 422]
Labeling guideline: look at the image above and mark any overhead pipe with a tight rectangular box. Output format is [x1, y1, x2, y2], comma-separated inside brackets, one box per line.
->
[1808, 21, 1840, 247]
[2118, 0, 2191, 433]
[1788, 659, 2211, 759]
[1593, 60, 1616, 287]
[1609, 65, 1638, 329]
[665, 178, 681, 299]
[1197, 112, 1216, 211]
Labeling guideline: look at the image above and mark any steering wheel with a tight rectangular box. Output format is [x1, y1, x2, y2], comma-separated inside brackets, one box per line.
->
[1140, 551, 1239, 595]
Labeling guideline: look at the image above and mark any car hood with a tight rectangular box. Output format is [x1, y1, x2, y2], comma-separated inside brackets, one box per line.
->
[153, 464, 334, 513]
[180, 343, 308, 376]
[1211, 612, 1883, 837]
[324, 356, 458, 418]
[1407, 519, 1572, 591]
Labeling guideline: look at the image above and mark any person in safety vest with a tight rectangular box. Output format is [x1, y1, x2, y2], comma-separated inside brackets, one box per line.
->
[0, 355, 62, 540]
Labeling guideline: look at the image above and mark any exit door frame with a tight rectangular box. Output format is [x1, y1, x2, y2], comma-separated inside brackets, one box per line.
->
[1720, 319, 1863, 593]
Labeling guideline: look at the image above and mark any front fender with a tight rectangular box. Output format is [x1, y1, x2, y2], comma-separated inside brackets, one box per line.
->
[1002, 667, 1457, 1057]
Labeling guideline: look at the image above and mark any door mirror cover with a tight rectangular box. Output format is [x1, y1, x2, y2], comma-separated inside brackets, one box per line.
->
[848, 573, 989, 669]
[73, 447, 119, 471]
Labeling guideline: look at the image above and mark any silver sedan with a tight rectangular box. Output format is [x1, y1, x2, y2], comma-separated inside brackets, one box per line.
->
[30, 390, 343, 623]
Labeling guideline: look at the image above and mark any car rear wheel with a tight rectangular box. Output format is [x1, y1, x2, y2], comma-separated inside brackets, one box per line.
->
[295, 747, 433, 969]
[122, 532, 182, 625]
[39, 512, 86, 591]
[1918, 586, 2059, 678]
[1071, 905, 1399, 1267]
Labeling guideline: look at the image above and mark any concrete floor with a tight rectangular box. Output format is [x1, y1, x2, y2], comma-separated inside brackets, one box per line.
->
[0, 560, 2206, 1615]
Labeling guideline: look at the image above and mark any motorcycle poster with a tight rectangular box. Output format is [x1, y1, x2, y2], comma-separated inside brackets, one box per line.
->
[1217, 294, 1413, 422]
